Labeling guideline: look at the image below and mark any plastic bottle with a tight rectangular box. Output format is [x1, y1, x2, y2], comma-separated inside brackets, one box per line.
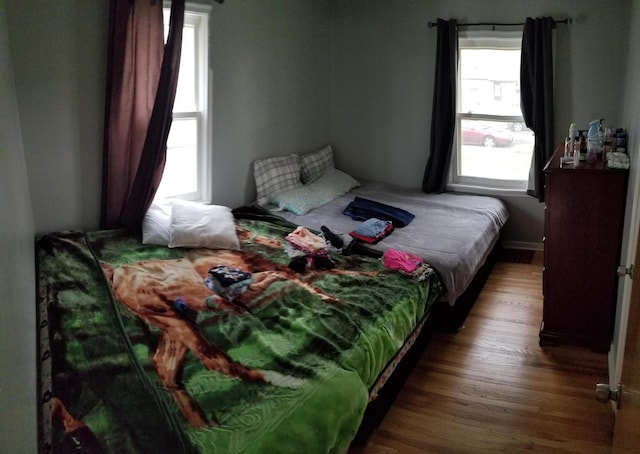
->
[587, 119, 602, 163]
[598, 122, 605, 160]
[603, 126, 614, 162]
[569, 123, 578, 166]
[616, 128, 627, 151]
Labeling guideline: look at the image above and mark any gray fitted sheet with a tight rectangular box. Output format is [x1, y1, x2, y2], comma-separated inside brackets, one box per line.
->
[273, 181, 509, 304]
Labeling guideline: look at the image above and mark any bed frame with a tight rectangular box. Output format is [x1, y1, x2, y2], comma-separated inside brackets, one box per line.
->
[235, 201, 505, 445]
[37, 221, 451, 453]
[351, 239, 500, 445]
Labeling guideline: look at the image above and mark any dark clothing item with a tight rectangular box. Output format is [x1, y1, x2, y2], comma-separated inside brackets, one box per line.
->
[343, 197, 415, 228]
[288, 254, 335, 273]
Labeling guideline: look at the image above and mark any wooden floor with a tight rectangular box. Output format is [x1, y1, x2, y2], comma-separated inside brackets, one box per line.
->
[350, 251, 615, 453]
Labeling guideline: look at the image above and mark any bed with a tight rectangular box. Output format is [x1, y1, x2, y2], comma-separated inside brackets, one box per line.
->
[37, 145, 509, 452]
[252, 145, 509, 323]
[36, 209, 443, 454]
[273, 179, 509, 308]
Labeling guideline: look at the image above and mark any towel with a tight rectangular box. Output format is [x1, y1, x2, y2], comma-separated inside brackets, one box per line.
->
[607, 152, 630, 170]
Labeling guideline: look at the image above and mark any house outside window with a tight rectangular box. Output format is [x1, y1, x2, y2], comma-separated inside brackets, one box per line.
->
[449, 30, 534, 193]
[155, 4, 211, 203]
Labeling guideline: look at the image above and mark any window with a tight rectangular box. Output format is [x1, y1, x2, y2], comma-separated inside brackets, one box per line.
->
[449, 30, 534, 192]
[155, 4, 211, 202]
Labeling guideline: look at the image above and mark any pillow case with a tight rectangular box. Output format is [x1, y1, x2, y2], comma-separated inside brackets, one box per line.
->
[300, 144, 334, 184]
[168, 202, 240, 250]
[142, 202, 173, 246]
[253, 154, 302, 206]
[271, 168, 359, 215]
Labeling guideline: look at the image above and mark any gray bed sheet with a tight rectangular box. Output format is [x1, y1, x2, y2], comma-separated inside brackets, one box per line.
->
[272, 181, 509, 305]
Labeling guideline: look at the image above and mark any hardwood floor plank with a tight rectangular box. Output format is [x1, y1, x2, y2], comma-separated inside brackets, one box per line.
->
[350, 251, 614, 453]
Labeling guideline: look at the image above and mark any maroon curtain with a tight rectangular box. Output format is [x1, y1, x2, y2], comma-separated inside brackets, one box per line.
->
[101, 0, 185, 229]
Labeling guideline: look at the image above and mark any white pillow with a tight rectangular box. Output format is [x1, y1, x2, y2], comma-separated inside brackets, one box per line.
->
[168, 202, 240, 250]
[142, 202, 172, 246]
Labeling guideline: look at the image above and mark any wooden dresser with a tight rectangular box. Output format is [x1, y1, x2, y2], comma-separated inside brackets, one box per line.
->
[540, 146, 629, 352]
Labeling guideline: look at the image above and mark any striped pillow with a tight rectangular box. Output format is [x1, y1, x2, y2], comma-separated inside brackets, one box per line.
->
[253, 154, 302, 206]
[300, 144, 334, 184]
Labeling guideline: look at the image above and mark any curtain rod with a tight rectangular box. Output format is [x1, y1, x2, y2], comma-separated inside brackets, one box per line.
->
[428, 17, 572, 28]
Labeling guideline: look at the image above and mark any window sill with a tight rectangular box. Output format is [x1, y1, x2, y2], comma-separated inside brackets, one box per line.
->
[446, 183, 529, 198]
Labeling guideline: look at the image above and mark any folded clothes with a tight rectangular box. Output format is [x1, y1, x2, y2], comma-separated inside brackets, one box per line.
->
[205, 265, 253, 302]
[353, 218, 392, 238]
[607, 152, 630, 169]
[207, 266, 252, 287]
[382, 248, 434, 281]
[382, 248, 423, 273]
[343, 197, 415, 228]
[285, 226, 327, 255]
[349, 219, 394, 244]
[285, 226, 337, 273]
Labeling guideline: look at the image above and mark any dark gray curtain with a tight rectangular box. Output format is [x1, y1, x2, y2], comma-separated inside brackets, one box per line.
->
[520, 17, 555, 202]
[101, 0, 185, 229]
[422, 19, 457, 193]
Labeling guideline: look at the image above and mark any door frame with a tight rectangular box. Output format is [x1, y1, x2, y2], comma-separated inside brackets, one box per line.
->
[611, 145, 640, 396]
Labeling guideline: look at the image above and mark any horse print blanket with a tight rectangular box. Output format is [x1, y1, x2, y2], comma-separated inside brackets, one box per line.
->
[36, 212, 442, 453]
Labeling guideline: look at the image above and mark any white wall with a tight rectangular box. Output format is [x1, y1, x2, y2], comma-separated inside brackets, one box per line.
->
[0, 2, 37, 452]
[6, 0, 332, 233]
[210, 0, 332, 207]
[8, 0, 630, 245]
[329, 0, 631, 245]
[6, 0, 107, 234]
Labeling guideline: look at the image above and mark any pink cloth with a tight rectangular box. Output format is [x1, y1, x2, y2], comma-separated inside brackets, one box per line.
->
[285, 226, 327, 254]
[382, 248, 423, 273]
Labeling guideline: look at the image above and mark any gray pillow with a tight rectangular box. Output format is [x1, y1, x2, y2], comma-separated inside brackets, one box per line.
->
[253, 154, 302, 206]
[300, 144, 334, 184]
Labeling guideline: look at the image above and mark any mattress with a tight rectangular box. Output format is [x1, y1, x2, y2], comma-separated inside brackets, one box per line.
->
[36, 212, 443, 453]
[273, 180, 509, 304]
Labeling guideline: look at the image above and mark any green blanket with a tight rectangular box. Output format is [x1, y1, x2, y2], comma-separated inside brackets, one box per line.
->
[37, 214, 442, 453]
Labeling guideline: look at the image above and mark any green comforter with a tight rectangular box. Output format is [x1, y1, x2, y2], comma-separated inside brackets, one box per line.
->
[37, 212, 442, 453]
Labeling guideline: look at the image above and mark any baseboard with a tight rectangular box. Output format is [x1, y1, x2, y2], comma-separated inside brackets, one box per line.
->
[501, 240, 543, 251]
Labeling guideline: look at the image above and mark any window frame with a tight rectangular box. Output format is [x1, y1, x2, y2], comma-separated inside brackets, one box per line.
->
[447, 29, 531, 195]
[157, 2, 212, 203]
